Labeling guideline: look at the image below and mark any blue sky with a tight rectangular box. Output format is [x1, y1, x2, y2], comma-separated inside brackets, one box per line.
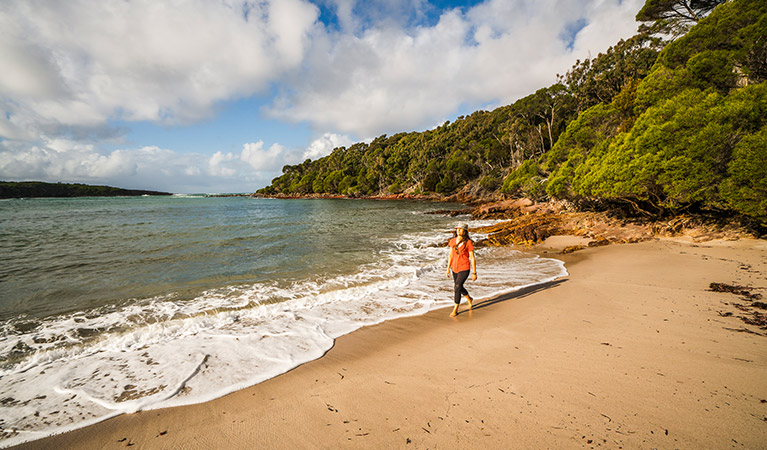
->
[108, 96, 311, 155]
[0, 0, 644, 193]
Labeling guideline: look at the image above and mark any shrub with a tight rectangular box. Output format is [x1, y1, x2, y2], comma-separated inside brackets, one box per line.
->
[720, 126, 767, 224]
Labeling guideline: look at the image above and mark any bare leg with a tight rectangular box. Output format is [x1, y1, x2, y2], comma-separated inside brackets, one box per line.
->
[465, 294, 473, 309]
[450, 303, 459, 317]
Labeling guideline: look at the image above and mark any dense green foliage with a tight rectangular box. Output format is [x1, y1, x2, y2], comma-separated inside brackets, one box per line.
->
[557, 85, 766, 213]
[720, 126, 767, 219]
[260, 0, 766, 227]
[538, 0, 767, 225]
[261, 108, 518, 197]
[0, 181, 171, 198]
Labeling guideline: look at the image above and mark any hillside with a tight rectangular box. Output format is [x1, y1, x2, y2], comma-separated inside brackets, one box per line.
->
[258, 0, 766, 230]
[0, 181, 172, 198]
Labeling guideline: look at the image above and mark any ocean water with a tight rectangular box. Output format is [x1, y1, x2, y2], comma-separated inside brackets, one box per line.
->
[0, 196, 567, 446]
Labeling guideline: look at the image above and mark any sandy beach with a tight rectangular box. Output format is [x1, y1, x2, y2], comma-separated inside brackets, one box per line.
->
[14, 237, 767, 449]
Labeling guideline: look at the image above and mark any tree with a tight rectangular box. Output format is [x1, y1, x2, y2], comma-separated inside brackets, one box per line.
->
[534, 84, 574, 150]
[636, 0, 726, 37]
[543, 102, 622, 199]
[720, 126, 767, 225]
[561, 34, 663, 112]
[687, 50, 738, 91]
[501, 160, 547, 200]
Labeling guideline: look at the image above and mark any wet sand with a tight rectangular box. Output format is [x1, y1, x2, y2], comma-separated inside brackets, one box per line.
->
[14, 238, 767, 449]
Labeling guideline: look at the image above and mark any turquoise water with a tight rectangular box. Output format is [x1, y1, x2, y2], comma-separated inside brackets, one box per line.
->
[0, 196, 567, 446]
[0, 196, 458, 320]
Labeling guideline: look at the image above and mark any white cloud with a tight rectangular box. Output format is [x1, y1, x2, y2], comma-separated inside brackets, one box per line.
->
[569, 0, 644, 56]
[241, 141, 290, 171]
[0, 133, 354, 193]
[0, 0, 325, 191]
[208, 151, 239, 178]
[0, 0, 319, 135]
[302, 133, 354, 160]
[236, 132, 353, 172]
[0, 139, 270, 193]
[267, 0, 643, 137]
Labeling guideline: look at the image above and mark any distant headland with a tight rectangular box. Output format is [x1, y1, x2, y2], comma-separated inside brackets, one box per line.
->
[0, 181, 172, 199]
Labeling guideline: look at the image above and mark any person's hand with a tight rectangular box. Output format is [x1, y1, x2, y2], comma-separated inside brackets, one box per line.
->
[472, 272, 477, 281]
[446, 269, 451, 278]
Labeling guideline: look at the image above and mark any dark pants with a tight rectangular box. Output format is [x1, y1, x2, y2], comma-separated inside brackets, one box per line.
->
[452, 270, 470, 304]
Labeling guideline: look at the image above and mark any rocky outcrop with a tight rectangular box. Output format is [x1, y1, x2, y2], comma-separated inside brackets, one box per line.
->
[461, 199, 759, 252]
[474, 214, 574, 246]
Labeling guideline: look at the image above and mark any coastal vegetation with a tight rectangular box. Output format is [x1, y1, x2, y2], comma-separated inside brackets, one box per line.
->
[258, 0, 766, 230]
[0, 181, 172, 198]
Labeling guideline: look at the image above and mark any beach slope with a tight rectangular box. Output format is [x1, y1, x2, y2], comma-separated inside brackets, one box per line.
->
[15, 238, 767, 449]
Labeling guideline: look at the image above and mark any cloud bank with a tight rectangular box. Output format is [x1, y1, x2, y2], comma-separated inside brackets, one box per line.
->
[0, 0, 318, 139]
[0, 133, 354, 193]
[269, 0, 643, 136]
[0, 0, 643, 192]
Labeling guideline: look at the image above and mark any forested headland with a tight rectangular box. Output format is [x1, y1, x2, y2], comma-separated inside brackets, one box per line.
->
[0, 181, 172, 198]
[258, 0, 766, 231]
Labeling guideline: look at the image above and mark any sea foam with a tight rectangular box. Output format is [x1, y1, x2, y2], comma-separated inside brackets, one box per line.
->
[0, 225, 566, 447]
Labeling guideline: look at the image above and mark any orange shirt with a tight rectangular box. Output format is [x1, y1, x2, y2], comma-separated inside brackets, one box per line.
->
[449, 238, 474, 273]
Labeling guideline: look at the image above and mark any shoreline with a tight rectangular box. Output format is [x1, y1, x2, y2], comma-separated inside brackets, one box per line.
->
[247, 191, 493, 206]
[12, 237, 767, 449]
[249, 195, 763, 244]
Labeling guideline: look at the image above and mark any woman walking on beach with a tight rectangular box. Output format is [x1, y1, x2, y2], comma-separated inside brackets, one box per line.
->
[446, 223, 477, 317]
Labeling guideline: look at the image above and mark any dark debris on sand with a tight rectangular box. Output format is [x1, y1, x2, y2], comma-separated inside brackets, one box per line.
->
[710, 283, 767, 332]
[709, 283, 763, 301]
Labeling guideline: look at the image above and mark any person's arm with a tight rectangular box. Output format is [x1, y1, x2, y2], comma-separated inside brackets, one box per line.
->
[469, 250, 477, 281]
[446, 248, 454, 278]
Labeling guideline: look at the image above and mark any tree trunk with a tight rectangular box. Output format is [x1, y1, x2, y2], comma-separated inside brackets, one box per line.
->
[679, 0, 700, 22]
[546, 105, 555, 149]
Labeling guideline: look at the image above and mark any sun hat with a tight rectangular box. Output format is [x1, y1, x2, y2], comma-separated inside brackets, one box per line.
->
[456, 223, 468, 231]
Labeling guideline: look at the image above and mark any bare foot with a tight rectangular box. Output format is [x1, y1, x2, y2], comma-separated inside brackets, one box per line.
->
[450, 305, 459, 317]
[466, 296, 473, 309]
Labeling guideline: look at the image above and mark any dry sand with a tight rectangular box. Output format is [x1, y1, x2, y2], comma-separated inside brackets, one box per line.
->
[14, 238, 767, 449]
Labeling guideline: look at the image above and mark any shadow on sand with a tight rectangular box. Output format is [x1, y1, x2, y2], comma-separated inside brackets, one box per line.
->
[459, 278, 568, 315]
